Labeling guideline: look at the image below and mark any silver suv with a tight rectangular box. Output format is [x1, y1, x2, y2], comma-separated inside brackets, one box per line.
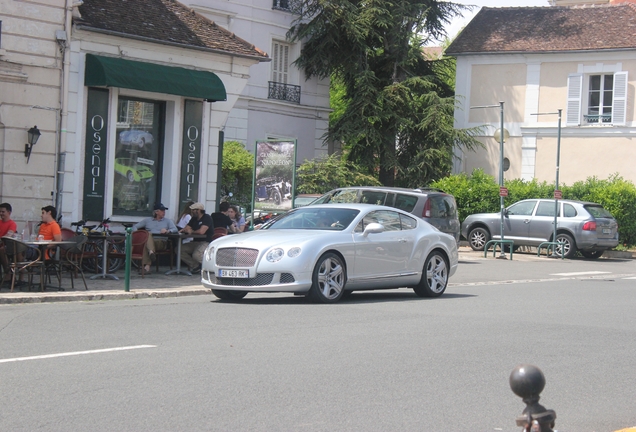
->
[311, 186, 460, 242]
[461, 199, 619, 258]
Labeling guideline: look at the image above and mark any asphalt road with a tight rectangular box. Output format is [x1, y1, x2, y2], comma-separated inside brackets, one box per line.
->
[1, 253, 635, 431]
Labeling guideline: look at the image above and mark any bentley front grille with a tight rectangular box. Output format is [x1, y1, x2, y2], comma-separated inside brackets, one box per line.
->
[216, 247, 259, 267]
[216, 273, 274, 286]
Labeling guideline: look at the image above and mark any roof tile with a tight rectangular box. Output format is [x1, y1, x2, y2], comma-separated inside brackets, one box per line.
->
[75, 0, 269, 59]
[446, 4, 636, 55]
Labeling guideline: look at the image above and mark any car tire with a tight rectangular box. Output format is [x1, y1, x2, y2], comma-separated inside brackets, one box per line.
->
[126, 171, 135, 182]
[413, 250, 448, 298]
[468, 227, 490, 251]
[211, 290, 247, 301]
[308, 252, 346, 303]
[580, 250, 604, 259]
[555, 233, 577, 258]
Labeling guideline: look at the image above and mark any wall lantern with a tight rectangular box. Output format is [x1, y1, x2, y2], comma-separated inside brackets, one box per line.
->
[25, 125, 41, 163]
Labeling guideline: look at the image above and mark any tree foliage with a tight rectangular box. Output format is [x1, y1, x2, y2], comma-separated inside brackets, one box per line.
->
[296, 153, 382, 194]
[221, 141, 254, 210]
[288, 0, 481, 187]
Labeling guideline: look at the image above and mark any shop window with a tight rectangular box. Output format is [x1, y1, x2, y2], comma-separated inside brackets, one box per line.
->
[113, 97, 165, 217]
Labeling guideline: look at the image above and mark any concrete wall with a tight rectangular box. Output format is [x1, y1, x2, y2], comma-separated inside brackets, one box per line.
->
[0, 0, 66, 227]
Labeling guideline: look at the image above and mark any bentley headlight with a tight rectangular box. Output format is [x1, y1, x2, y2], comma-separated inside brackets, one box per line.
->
[287, 247, 301, 258]
[266, 248, 285, 262]
[204, 245, 215, 262]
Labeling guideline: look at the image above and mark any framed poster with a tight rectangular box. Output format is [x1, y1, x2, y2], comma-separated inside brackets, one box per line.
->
[253, 140, 296, 213]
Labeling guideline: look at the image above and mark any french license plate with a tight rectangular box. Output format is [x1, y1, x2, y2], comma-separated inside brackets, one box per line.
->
[219, 269, 249, 278]
[602, 228, 611, 234]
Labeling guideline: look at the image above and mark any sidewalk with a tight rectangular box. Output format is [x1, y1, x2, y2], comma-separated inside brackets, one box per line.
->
[1, 247, 633, 304]
[0, 269, 211, 304]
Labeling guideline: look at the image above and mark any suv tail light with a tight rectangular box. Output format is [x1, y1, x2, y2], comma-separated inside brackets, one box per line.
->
[422, 198, 431, 218]
[582, 221, 597, 231]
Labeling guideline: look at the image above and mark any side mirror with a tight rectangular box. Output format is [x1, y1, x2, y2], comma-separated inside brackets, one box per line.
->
[503, 208, 509, 216]
[362, 222, 384, 237]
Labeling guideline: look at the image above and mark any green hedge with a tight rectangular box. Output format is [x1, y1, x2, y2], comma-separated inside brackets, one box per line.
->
[431, 170, 636, 247]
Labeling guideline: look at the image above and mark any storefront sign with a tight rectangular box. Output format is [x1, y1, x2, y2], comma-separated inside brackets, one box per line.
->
[253, 140, 296, 213]
[82, 88, 109, 221]
[179, 100, 202, 206]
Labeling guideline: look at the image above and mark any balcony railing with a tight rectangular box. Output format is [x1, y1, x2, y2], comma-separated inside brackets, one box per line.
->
[583, 113, 612, 124]
[268, 81, 301, 104]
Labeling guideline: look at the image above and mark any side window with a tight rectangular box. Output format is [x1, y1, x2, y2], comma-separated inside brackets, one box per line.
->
[330, 189, 358, 203]
[394, 194, 417, 212]
[535, 201, 556, 217]
[360, 191, 387, 205]
[385, 193, 396, 207]
[507, 200, 536, 216]
[358, 210, 401, 231]
[400, 214, 417, 230]
[563, 204, 577, 217]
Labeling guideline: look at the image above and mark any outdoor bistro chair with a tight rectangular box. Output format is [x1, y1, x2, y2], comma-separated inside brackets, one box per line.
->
[58, 235, 88, 290]
[107, 230, 150, 277]
[152, 235, 174, 272]
[2, 237, 45, 292]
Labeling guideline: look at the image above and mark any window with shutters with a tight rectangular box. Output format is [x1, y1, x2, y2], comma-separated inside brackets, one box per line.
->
[271, 41, 289, 84]
[268, 41, 301, 103]
[566, 71, 628, 126]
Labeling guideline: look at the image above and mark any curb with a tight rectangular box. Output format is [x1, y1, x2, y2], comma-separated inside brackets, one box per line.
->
[0, 288, 212, 305]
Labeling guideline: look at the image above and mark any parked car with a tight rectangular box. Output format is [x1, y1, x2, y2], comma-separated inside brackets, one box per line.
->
[461, 199, 619, 258]
[114, 158, 154, 182]
[201, 203, 458, 303]
[309, 186, 460, 242]
[293, 194, 321, 208]
[119, 129, 153, 148]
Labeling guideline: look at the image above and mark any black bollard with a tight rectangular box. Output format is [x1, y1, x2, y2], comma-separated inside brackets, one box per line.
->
[509, 364, 557, 432]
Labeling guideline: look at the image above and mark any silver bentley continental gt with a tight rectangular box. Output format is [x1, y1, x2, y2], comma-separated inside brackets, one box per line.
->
[201, 203, 458, 303]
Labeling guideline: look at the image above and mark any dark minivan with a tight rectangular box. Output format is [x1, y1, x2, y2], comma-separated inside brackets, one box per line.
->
[311, 186, 460, 242]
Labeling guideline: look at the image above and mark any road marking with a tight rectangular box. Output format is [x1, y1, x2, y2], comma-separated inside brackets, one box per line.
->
[624, 277, 636, 280]
[0, 345, 156, 364]
[550, 271, 611, 276]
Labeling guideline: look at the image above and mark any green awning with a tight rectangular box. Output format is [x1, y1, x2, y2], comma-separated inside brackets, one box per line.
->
[84, 54, 227, 101]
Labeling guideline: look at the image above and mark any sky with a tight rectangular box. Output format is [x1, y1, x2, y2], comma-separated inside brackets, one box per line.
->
[440, 0, 552, 43]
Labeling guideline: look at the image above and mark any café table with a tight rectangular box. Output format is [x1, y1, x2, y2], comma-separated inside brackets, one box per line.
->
[87, 232, 122, 280]
[164, 233, 206, 276]
[22, 238, 75, 290]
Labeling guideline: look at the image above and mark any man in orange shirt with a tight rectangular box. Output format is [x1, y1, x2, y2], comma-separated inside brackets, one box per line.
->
[39, 206, 62, 241]
[0, 203, 18, 282]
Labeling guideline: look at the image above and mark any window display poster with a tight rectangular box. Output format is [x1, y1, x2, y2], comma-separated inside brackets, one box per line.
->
[253, 140, 296, 213]
[112, 97, 164, 217]
[179, 100, 202, 207]
[83, 88, 109, 221]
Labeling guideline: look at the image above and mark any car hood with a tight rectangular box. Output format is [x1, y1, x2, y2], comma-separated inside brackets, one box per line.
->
[212, 229, 347, 249]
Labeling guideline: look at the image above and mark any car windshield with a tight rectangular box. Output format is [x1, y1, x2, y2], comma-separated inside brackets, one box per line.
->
[263, 208, 360, 230]
[584, 205, 614, 218]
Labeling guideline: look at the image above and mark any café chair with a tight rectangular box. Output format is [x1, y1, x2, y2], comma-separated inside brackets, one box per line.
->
[107, 230, 150, 277]
[59, 235, 88, 290]
[62, 227, 100, 274]
[152, 235, 174, 272]
[212, 227, 228, 241]
[1, 237, 45, 292]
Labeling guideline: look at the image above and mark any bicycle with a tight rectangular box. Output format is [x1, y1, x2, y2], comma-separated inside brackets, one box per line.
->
[70, 219, 125, 273]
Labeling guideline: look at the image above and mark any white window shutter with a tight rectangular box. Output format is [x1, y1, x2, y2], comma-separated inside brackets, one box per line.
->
[566, 74, 582, 126]
[612, 71, 628, 126]
[271, 41, 289, 84]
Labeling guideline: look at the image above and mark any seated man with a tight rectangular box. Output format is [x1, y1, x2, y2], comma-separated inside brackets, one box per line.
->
[179, 202, 213, 272]
[132, 203, 178, 274]
[0, 203, 18, 282]
[211, 201, 239, 233]
[36, 205, 62, 260]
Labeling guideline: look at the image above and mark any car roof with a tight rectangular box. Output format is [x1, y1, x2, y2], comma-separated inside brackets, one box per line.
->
[325, 186, 447, 195]
[520, 198, 604, 206]
[300, 203, 409, 212]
